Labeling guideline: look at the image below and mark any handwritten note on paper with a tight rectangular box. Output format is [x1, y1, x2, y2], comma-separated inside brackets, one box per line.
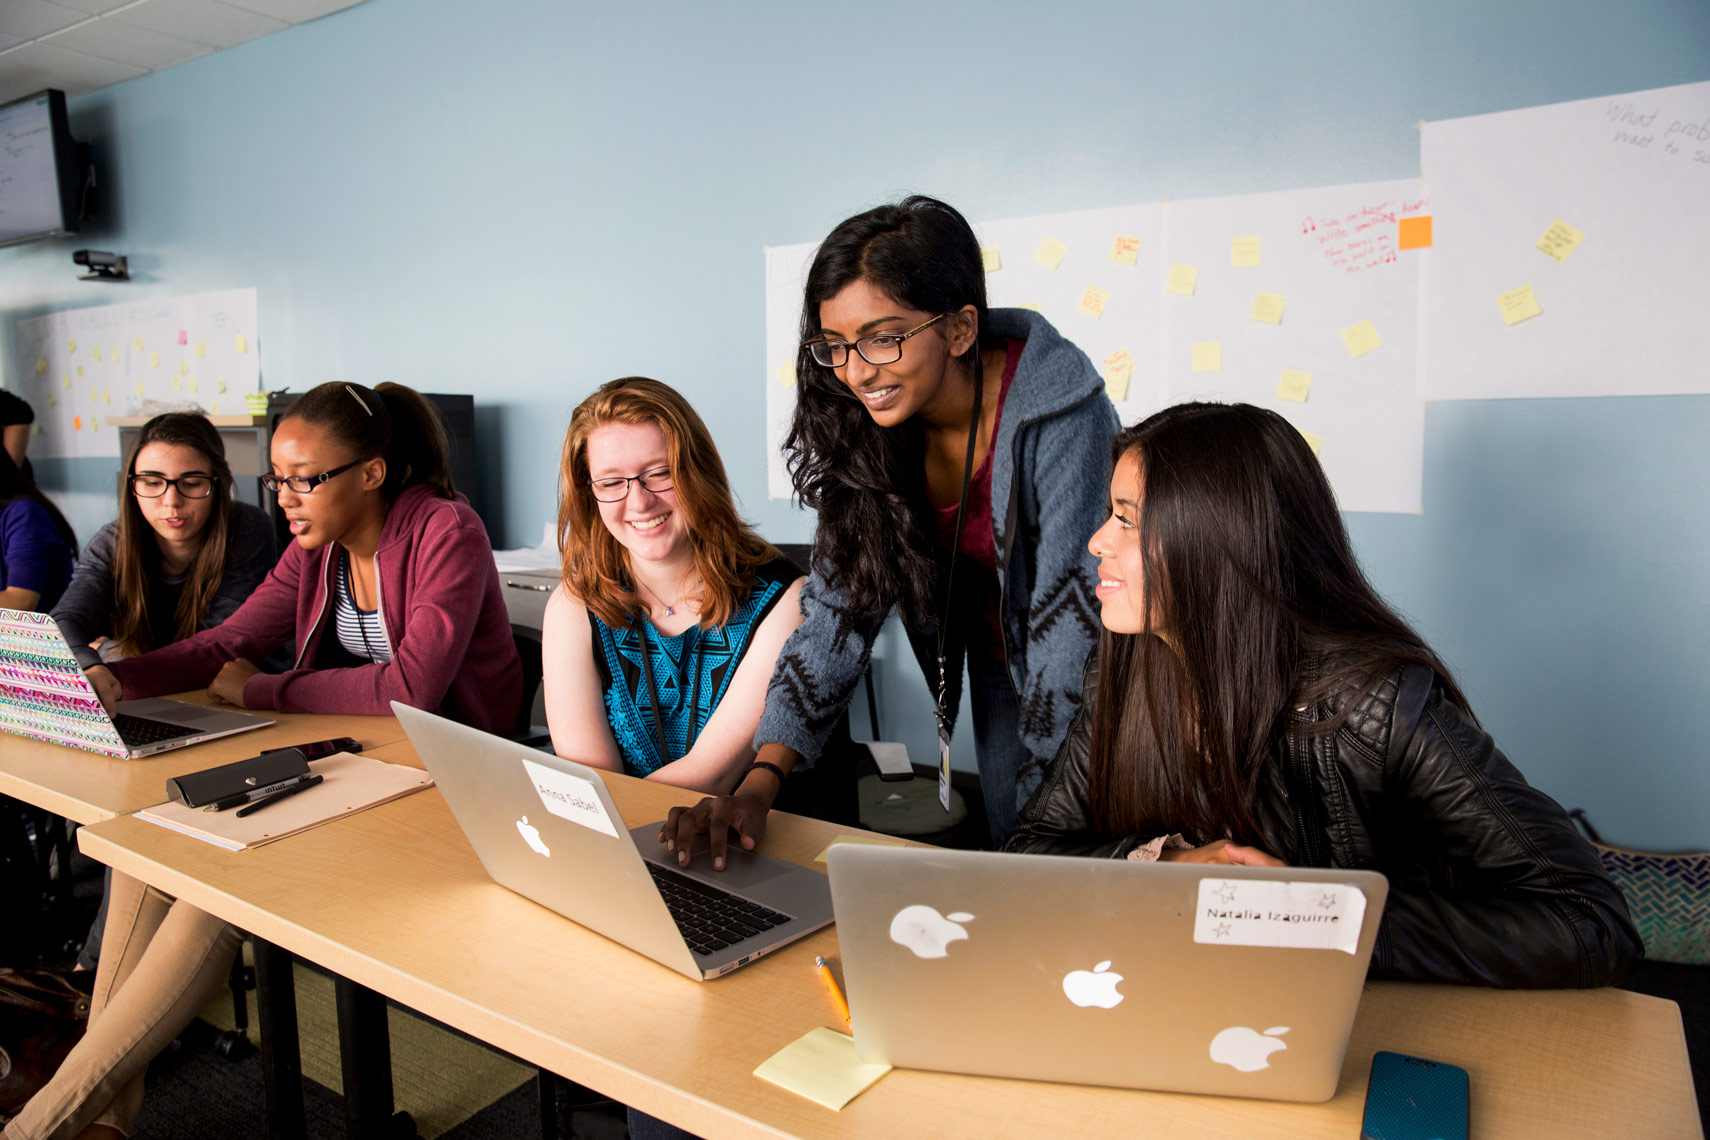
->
[1498, 284, 1543, 325]
[1103, 346, 1136, 401]
[1250, 292, 1287, 325]
[1299, 428, 1324, 455]
[1192, 342, 1223, 372]
[1277, 370, 1312, 403]
[1304, 195, 1426, 274]
[774, 361, 796, 390]
[1398, 215, 1433, 250]
[754, 1028, 891, 1111]
[1109, 234, 1142, 265]
[1230, 235, 1263, 267]
[1165, 265, 1199, 296]
[1035, 236, 1068, 270]
[1535, 220, 1585, 262]
[1340, 319, 1383, 359]
[980, 245, 1001, 272]
[1076, 285, 1111, 319]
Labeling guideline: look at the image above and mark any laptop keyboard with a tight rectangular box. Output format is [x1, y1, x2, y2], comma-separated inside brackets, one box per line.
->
[645, 861, 794, 957]
[111, 713, 200, 748]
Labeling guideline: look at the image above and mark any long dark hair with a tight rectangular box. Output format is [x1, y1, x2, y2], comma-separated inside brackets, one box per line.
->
[281, 382, 454, 501]
[0, 447, 76, 552]
[1087, 402, 1472, 845]
[112, 414, 238, 655]
[787, 195, 988, 625]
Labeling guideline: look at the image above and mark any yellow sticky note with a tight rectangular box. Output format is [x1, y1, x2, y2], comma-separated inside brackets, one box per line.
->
[149, 352, 159, 369]
[216, 377, 227, 394]
[1250, 292, 1287, 325]
[35, 356, 46, 375]
[133, 335, 144, 352]
[134, 381, 145, 398]
[774, 361, 796, 390]
[1277, 370, 1312, 403]
[1076, 284, 1110, 319]
[1034, 236, 1068, 270]
[195, 340, 207, 359]
[90, 388, 98, 404]
[61, 374, 71, 390]
[1340, 319, 1382, 359]
[173, 376, 183, 391]
[210, 398, 221, 414]
[1230, 235, 1263, 267]
[1191, 342, 1222, 372]
[48, 392, 57, 408]
[102, 389, 111, 405]
[31, 422, 41, 436]
[980, 245, 1001, 272]
[815, 835, 908, 863]
[91, 416, 100, 432]
[754, 1028, 891, 1111]
[188, 376, 199, 393]
[109, 347, 118, 363]
[235, 334, 248, 354]
[1299, 428, 1324, 455]
[92, 346, 102, 362]
[1535, 220, 1584, 263]
[1015, 302, 1043, 312]
[1164, 264, 1198, 296]
[1104, 370, 1130, 401]
[1108, 234, 1141, 265]
[67, 339, 77, 355]
[1498, 284, 1542, 326]
[179, 359, 190, 375]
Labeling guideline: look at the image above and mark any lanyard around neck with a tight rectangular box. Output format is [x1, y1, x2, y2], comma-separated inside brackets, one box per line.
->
[636, 618, 702, 767]
[934, 364, 984, 729]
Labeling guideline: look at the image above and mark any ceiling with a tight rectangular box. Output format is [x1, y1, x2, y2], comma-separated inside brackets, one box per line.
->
[0, 0, 368, 105]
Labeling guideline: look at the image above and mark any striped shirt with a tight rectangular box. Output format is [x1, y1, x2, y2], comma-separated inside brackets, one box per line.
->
[334, 547, 392, 663]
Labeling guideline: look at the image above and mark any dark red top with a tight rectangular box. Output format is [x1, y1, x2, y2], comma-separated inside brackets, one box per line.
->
[931, 338, 1022, 660]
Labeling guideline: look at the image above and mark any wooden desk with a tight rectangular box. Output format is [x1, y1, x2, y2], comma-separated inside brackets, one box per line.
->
[76, 743, 1702, 1140]
[0, 693, 405, 825]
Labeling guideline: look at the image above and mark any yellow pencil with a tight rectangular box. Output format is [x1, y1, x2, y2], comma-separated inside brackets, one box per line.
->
[815, 955, 850, 1024]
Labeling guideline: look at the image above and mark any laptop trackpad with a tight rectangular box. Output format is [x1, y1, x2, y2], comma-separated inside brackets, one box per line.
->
[629, 824, 788, 892]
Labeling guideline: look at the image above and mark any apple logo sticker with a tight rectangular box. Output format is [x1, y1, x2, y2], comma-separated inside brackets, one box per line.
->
[1061, 960, 1125, 1009]
[889, 905, 974, 959]
[516, 815, 550, 857]
[1208, 1026, 1290, 1072]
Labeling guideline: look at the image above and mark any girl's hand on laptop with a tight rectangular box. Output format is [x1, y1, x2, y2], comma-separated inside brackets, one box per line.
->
[1159, 839, 1287, 867]
[84, 664, 120, 716]
[661, 792, 771, 872]
[208, 659, 261, 707]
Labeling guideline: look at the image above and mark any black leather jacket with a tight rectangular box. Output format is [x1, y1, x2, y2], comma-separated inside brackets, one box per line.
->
[1005, 653, 1642, 988]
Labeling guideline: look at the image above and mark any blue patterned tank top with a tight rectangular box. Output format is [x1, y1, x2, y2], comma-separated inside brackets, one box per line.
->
[588, 557, 797, 778]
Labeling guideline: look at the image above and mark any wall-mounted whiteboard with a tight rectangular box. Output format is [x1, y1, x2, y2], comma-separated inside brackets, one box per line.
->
[1421, 79, 1710, 400]
[12, 289, 262, 458]
[1162, 180, 1429, 513]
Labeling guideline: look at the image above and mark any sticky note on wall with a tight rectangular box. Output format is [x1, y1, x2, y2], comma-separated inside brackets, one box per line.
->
[774, 361, 796, 389]
[1034, 236, 1067, 270]
[1298, 428, 1324, 455]
[1191, 342, 1222, 372]
[1340, 319, 1383, 359]
[1398, 215, 1433, 250]
[1108, 234, 1141, 265]
[1164, 265, 1198, 296]
[1535, 220, 1584, 263]
[980, 245, 1001, 272]
[1277, 370, 1311, 403]
[1076, 285, 1110, 319]
[1103, 346, 1136, 401]
[1230, 236, 1263, 267]
[1498, 284, 1543, 325]
[1250, 293, 1287, 325]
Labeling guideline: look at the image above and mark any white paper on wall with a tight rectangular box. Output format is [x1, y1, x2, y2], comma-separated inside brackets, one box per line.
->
[11, 288, 262, 459]
[1161, 180, 1429, 514]
[1420, 79, 1710, 400]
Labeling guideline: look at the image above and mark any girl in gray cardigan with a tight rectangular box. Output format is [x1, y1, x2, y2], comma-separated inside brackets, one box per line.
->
[663, 196, 1117, 859]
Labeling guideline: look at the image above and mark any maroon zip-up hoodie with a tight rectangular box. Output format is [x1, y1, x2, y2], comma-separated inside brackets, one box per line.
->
[111, 484, 523, 735]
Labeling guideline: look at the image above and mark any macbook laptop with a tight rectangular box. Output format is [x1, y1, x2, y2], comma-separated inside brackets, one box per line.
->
[0, 609, 274, 759]
[827, 845, 1387, 1102]
[391, 701, 834, 981]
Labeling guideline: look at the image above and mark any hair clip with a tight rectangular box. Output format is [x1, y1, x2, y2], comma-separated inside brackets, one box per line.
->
[345, 384, 374, 415]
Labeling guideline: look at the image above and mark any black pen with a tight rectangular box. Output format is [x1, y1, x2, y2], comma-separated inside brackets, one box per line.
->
[205, 775, 314, 812]
[235, 774, 323, 818]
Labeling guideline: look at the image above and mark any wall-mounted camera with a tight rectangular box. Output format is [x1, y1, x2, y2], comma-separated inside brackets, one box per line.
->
[74, 249, 128, 281]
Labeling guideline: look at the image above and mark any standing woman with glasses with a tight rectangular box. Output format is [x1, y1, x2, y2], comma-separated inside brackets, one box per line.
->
[7, 382, 521, 1140]
[666, 195, 1118, 860]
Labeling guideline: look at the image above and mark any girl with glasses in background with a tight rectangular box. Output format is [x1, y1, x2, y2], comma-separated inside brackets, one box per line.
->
[665, 195, 1119, 862]
[8, 382, 522, 1140]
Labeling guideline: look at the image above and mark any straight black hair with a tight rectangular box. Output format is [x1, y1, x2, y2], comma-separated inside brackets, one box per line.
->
[282, 381, 455, 501]
[1088, 402, 1472, 845]
[0, 446, 76, 552]
[787, 195, 989, 625]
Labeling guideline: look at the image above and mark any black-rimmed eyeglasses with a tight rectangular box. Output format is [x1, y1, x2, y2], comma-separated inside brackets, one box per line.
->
[805, 313, 946, 369]
[589, 467, 674, 503]
[261, 459, 366, 495]
[129, 474, 214, 499]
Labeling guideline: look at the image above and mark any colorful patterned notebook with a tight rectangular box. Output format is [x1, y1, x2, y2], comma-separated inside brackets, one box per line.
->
[0, 610, 131, 758]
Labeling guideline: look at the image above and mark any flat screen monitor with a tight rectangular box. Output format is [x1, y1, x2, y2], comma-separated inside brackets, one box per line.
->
[0, 90, 81, 249]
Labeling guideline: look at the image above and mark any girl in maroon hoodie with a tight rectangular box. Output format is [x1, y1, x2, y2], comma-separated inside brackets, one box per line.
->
[7, 382, 521, 1140]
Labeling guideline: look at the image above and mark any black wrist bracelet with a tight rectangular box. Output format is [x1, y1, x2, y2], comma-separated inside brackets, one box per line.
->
[746, 760, 788, 787]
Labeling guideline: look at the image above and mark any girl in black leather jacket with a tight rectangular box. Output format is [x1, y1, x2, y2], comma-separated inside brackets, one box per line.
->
[1004, 403, 1640, 988]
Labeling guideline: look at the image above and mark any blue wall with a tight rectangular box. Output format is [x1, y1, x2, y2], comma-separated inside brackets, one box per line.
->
[2, 0, 1706, 848]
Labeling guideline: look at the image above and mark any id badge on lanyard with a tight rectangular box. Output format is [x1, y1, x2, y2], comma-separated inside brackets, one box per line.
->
[933, 356, 984, 817]
[936, 718, 953, 812]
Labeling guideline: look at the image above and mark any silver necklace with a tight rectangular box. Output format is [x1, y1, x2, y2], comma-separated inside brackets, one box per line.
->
[636, 573, 694, 619]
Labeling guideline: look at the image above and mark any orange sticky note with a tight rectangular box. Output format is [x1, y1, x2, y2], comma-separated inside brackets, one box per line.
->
[73, 415, 82, 431]
[1399, 216, 1433, 250]
[1076, 285, 1110, 319]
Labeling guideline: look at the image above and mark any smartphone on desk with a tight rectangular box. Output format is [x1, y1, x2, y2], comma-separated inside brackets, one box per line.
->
[1361, 1050, 1469, 1140]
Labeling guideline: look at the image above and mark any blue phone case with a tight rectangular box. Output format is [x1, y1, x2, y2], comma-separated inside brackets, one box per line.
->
[1360, 1050, 1469, 1140]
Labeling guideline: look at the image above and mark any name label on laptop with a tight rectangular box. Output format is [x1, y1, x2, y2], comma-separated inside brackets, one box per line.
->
[1193, 878, 1366, 955]
[521, 759, 620, 839]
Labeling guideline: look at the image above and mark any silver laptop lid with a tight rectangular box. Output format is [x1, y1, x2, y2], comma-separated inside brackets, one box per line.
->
[828, 845, 1387, 1102]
